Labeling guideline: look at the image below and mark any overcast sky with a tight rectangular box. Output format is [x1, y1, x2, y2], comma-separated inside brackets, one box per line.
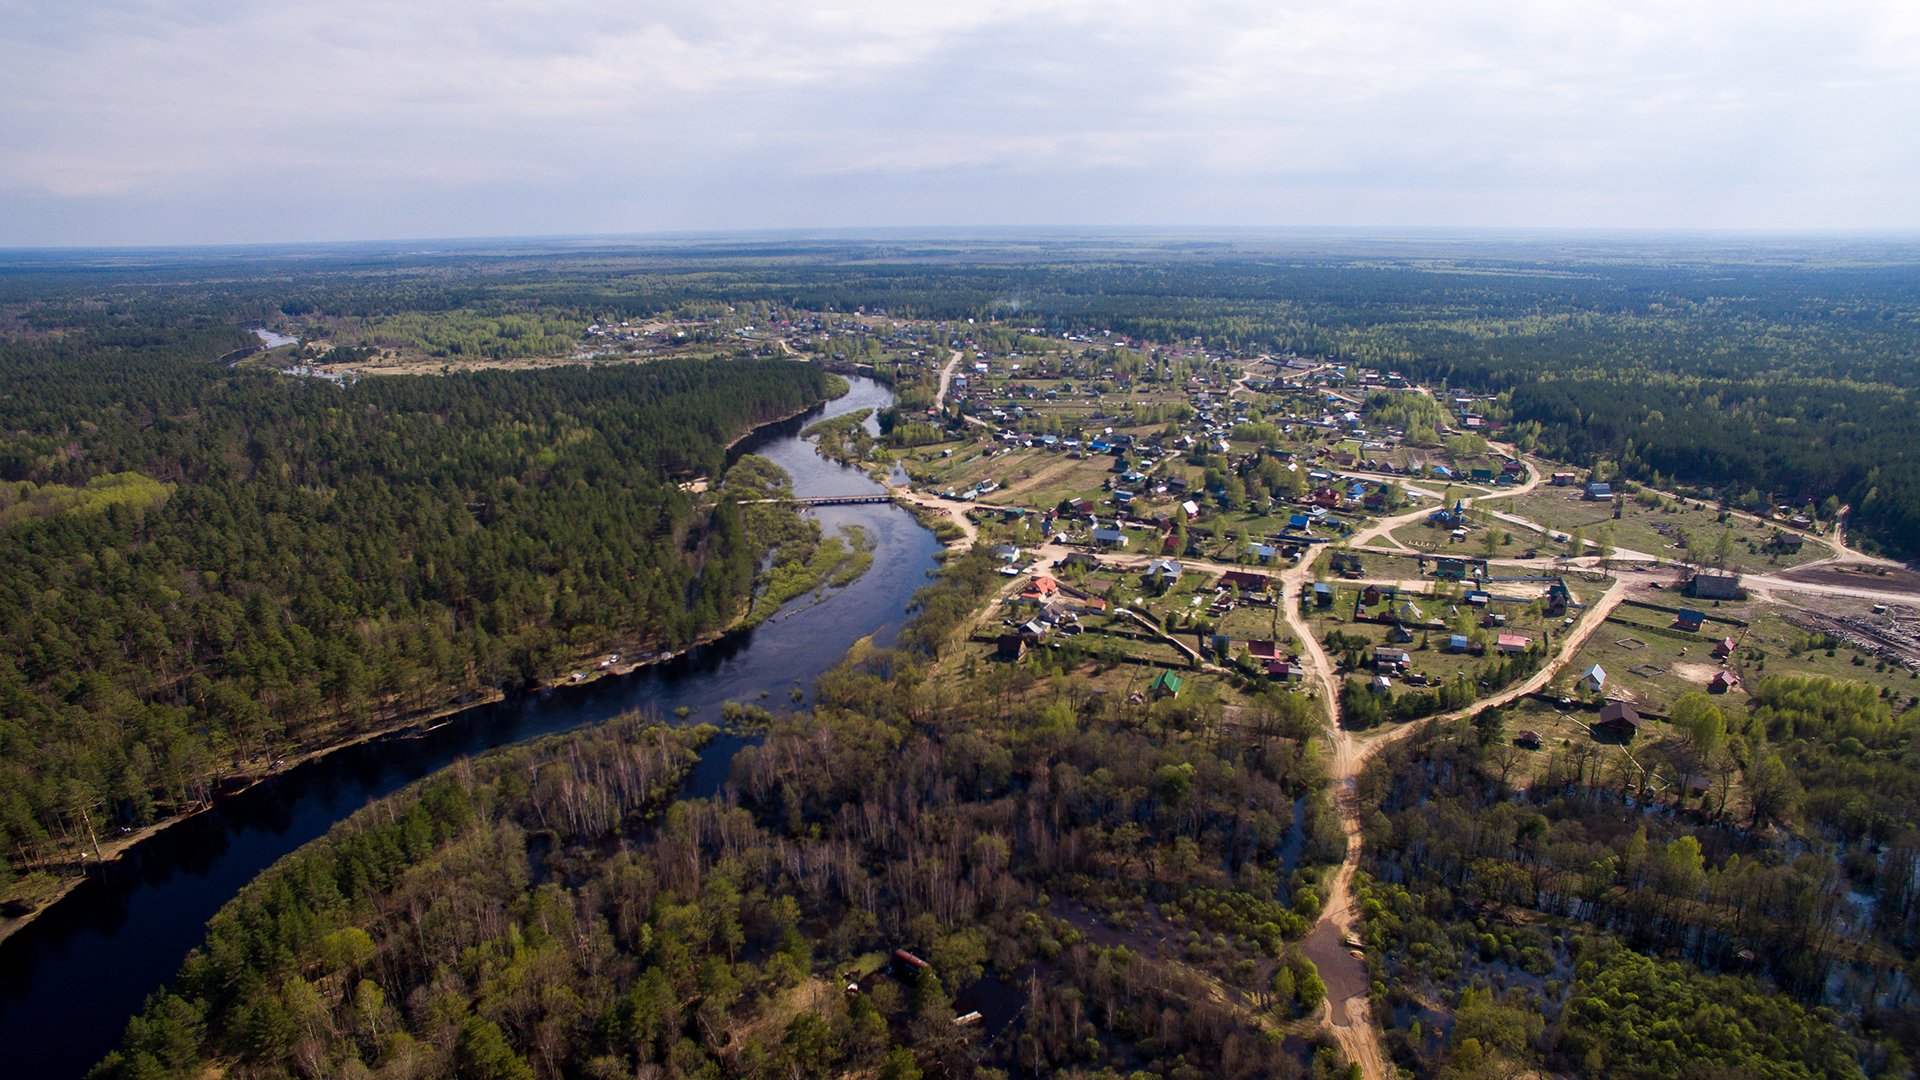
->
[2, 0, 1917, 245]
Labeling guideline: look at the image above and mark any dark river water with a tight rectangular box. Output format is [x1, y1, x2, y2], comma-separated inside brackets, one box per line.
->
[0, 376, 941, 1079]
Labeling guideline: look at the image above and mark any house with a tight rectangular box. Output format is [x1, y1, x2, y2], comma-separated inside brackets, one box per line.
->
[1496, 632, 1531, 654]
[1248, 542, 1279, 562]
[1062, 551, 1101, 569]
[1247, 639, 1279, 660]
[1433, 556, 1485, 581]
[1287, 513, 1313, 531]
[1387, 624, 1415, 644]
[1578, 663, 1607, 693]
[1448, 634, 1472, 653]
[1092, 527, 1129, 548]
[1024, 575, 1059, 599]
[1546, 581, 1572, 613]
[1361, 584, 1383, 606]
[1267, 660, 1304, 682]
[1584, 482, 1613, 500]
[1551, 471, 1578, 486]
[1685, 573, 1744, 601]
[1712, 636, 1737, 659]
[1370, 674, 1394, 693]
[1313, 581, 1334, 608]
[1675, 609, 1706, 632]
[1038, 601, 1078, 628]
[995, 634, 1028, 661]
[1375, 647, 1412, 670]
[1145, 559, 1184, 586]
[1148, 671, 1184, 698]
[1515, 729, 1543, 750]
[1222, 569, 1272, 593]
[1593, 701, 1642, 741]
[1709, 670, 1741, 694]
[991, 544, 1021, 564]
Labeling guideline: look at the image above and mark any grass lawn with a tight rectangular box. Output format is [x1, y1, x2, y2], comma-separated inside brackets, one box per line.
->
[1388, 515, 1544, 558]
[1503, 486, 1830, 572]
[1216, 603, 1292, 644]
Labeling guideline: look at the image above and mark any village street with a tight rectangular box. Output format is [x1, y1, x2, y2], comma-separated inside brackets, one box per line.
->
[856, 349, 1920, 1080]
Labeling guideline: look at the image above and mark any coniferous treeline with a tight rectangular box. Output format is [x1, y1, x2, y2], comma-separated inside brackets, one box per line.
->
[0, 320, 830, 889]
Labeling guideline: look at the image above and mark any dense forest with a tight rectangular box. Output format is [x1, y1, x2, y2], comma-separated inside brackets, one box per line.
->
[1351, 701, 1916, 1078]
[93, 551, 1353, 1080]
[0, 312, 833, 893]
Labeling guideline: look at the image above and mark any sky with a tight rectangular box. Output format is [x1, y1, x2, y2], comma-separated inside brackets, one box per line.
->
[2, 0, 1917, 246]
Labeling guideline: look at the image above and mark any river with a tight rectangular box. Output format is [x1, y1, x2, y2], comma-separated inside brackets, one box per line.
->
[0, 375, 940, 1079]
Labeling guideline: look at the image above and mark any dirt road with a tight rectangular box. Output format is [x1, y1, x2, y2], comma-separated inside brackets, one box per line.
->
[935, 349, 963, 410]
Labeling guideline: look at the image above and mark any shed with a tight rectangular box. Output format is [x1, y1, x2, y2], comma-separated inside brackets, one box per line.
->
[1578, 663, 1607, 693]
[1675, 609, 1706, 632]
[893, 949, 931, 976]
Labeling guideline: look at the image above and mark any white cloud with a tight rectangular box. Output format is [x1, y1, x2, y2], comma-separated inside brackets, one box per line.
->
[0, 0, 1915, 242]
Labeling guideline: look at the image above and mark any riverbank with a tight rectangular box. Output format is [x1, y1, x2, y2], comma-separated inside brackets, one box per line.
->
[721, 372, 845, 454]
[0, 384, 856, 949]
[890, 491, 974, 548]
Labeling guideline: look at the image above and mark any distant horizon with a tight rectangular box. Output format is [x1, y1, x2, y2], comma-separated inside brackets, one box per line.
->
[7, 223, 1920, 258]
